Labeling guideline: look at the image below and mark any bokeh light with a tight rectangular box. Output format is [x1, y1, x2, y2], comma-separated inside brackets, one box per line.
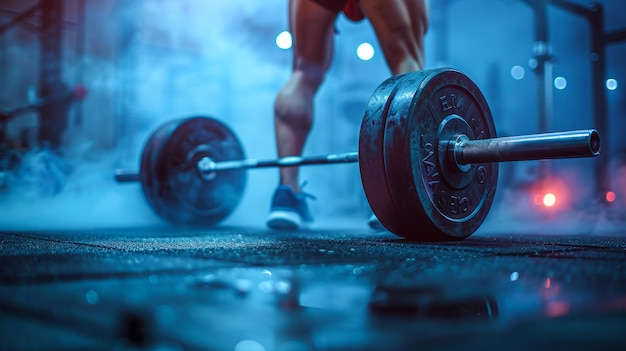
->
[275, 31, 292, 50]
[554, 77, 567, 90]
[511, 65, 525, 80]
[543, 193, 557, 207]
[606, 191, 616, 203]
[606, 78, 618, 91]
[356, 42, 375, 61]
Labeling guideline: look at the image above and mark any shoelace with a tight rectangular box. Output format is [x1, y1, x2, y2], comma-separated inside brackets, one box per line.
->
[298, 181, 317, 201]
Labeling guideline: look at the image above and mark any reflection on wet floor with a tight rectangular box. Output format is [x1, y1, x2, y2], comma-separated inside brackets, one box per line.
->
[0, 229, 625, 350]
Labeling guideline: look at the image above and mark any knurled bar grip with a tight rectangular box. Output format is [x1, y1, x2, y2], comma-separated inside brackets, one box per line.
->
[114, 152, 359, 182]
[205, 152, 359, 171]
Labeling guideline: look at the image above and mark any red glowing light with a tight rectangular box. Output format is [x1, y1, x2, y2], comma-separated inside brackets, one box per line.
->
[547, 300, 570, 317]
[542, 193, 557, 207]
[545, 277, 551, 289]
[534, 194, 542, 206]
[531, 178, 570, 210]
[606, 191, 616, 203]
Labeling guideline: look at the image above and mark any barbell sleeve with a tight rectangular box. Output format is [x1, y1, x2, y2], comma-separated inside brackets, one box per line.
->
[454, 129, 600, 166]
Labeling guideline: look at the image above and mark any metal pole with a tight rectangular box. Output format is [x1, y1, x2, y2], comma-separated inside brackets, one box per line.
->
[526, 0, 554, 181]
[38, 0, 67, 149]
[588, 3, 609, 200]
[74, 0, 86, 128]
[523, 0, 611, 202]
[547, 0, 612, 201]
[604, 28, 626, 45]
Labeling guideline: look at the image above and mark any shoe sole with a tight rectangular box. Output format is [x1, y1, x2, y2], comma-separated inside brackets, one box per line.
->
[267, 210, 309, 231]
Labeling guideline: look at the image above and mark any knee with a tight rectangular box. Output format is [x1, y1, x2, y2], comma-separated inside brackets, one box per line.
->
[384, 40, 423, 74]
[393, 58, 422, 75]
[274, 64, 328, 131]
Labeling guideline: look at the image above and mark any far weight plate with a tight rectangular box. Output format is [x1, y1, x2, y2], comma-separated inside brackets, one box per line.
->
[140, 116, 247, 225]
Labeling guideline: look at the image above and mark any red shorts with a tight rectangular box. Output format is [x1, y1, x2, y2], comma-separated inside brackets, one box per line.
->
[312, 0, 365, 22]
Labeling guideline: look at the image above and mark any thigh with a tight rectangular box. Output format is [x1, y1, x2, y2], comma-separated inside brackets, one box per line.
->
[360, 0, 429, 73]
[405, 0, 429, 45]
[310, 0, 348, 14]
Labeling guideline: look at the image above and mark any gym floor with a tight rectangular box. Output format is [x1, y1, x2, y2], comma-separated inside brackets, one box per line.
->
[1, 226, 625, 350]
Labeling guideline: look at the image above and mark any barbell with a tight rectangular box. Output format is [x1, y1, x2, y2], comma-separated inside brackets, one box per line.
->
[114, 68, 600, 241]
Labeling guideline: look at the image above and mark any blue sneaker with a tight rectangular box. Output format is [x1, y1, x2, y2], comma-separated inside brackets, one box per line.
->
[267, 184, 315, 230]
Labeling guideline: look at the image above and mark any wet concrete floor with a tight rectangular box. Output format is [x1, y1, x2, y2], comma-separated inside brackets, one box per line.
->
[1, 227, 625, 350]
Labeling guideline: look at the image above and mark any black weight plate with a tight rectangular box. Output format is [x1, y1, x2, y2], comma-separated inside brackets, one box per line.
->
[140, 116, 246, 225]
[384, 68, 498, 241]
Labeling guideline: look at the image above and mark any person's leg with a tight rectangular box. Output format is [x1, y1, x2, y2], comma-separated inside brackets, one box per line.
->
[268, 0, 338, 230]
[274, 0, 338, 193]
[359, 0, 429, 74]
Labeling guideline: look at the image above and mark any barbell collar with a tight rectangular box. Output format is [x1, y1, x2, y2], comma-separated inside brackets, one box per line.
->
[114, 168, 140, 182]
[455, 129, 600, 167]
